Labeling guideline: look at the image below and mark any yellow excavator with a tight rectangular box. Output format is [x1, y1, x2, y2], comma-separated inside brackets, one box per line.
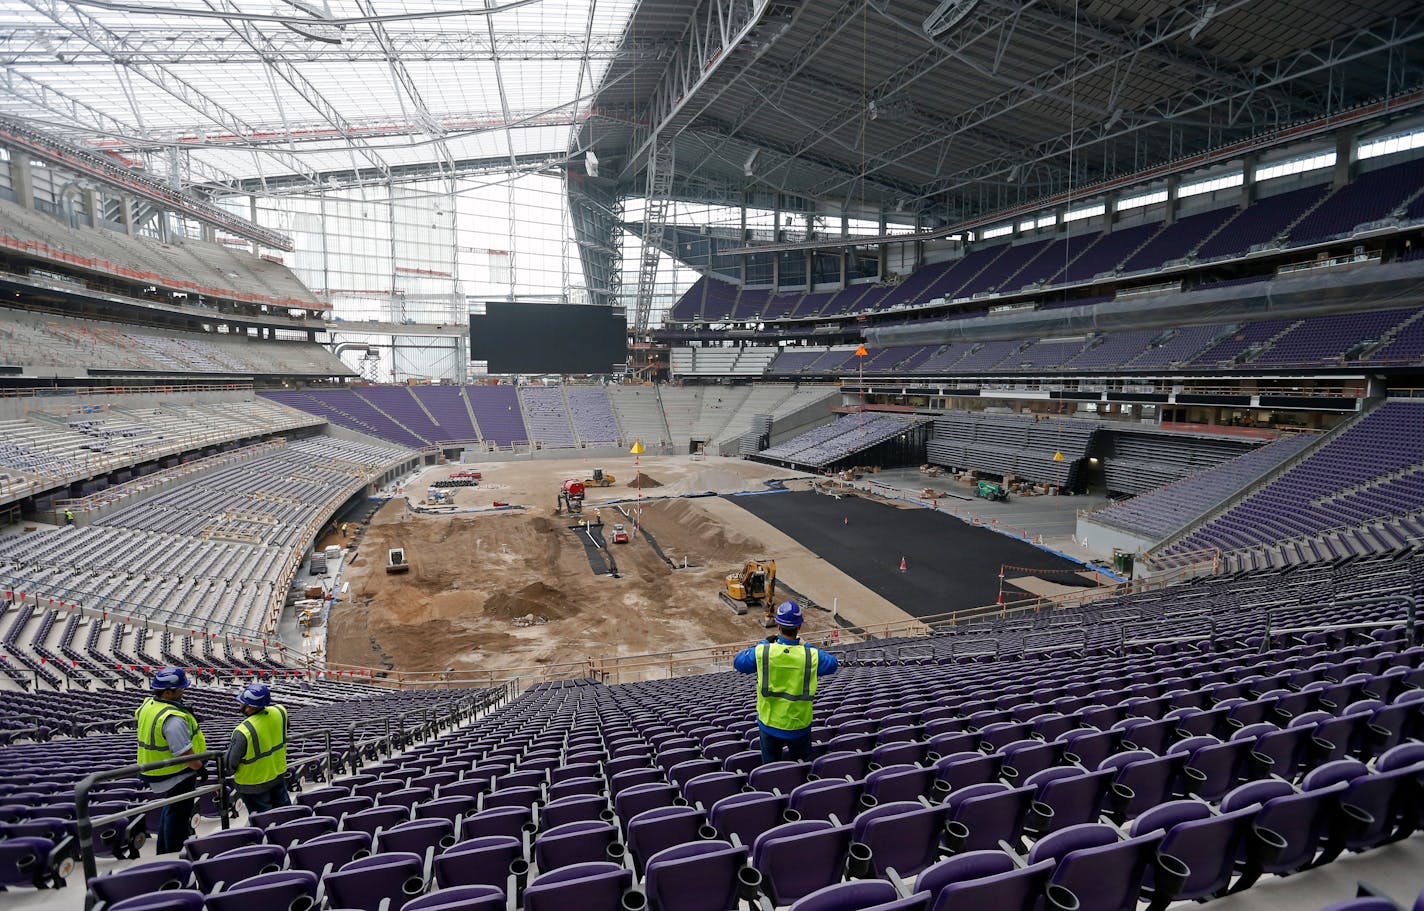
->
[721, 559, 777, 625]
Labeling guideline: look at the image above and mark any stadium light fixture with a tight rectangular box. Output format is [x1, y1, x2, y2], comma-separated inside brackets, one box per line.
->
[743, 149, 760, 177]
[923, 0, 981, 38]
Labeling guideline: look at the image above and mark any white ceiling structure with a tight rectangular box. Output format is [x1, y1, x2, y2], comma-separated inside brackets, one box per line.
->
[0, 0, 643, 194]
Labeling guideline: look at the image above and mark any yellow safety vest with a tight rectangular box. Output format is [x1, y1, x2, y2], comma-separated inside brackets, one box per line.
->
[135, 697, 206, 777]
[234, 704, 289, 787]
[755, 641, 820, 732]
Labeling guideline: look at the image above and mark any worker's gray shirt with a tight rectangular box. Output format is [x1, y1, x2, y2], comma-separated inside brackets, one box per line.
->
[144, 716, 197, 796]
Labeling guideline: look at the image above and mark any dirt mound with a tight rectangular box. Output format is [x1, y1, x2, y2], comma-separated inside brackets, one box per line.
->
[640, 499, 763, 564]
[481, 580, 574, 621]
[625, 472, 663, 488]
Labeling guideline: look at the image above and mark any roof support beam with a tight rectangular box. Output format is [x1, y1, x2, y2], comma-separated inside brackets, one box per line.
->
[907, 11, 1424, 207]
[17, 0, 331, 195]
[205, 0, 392, 183]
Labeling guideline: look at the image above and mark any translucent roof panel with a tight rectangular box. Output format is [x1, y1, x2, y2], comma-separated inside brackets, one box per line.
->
[0, 0, 639, 189]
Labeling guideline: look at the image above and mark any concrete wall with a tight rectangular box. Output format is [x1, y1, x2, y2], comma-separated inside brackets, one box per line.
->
[1075, 515, 1157, 565]
[765, 391, 843, 448]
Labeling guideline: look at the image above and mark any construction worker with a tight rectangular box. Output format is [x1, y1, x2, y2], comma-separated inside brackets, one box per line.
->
[341, 522, 349, 538]
[63, 508, 75, 525]
[733, 601, 838, 764]
[135, 667, 206, 854]
[225, 682, 291, 814]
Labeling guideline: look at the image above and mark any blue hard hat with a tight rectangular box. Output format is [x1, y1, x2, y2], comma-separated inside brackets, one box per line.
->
[150, 667, 190, 691]
[237, 683, 272, 709]
[774, 600, 804, 628]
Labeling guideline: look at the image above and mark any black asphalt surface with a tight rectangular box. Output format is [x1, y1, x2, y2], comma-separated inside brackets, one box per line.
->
[727, 490, 1090, 618]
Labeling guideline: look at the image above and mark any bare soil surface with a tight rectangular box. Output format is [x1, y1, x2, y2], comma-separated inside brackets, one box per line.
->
[328, 456, 881, 680]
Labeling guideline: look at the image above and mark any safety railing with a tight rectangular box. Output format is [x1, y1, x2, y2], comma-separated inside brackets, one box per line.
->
[75, 750, 232, 883]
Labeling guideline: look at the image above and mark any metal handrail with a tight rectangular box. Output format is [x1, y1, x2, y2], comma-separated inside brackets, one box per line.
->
[75, 750, 232, 883]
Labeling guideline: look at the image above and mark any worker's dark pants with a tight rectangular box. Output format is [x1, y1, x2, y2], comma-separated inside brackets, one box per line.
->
[239, 780, 292, 816]
[148, 775, 198, 855]
[759, 729, 813, 765]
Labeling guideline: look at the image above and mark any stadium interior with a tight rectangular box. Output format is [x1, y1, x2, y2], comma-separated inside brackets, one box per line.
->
[2, 1, 1424, 910]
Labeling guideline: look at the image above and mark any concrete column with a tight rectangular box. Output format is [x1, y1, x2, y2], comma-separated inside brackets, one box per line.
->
[10, 154, 34, 209]
[1240, 154, 1259, 208]
[1333, 130, 1357, 188]
[119, 196, 136, 235]
[1163, 175, 1181, 226]
[84, 189, 101, 228]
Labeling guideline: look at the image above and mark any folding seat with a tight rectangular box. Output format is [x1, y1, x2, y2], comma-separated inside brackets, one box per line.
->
[191, 843, 286, 892]
[680, 772, 744, 812]
[824, 733, 877, 756]
[341, 805, 411, 837]
[811, 751, 871, 780]
[1027, 823, 1163, 911]
[402, 885, 506, 911]
[551, 762, 602, 785]
[1307, 760, 1419, 853]
[850, 800, 948, 878]
[723, 751, 762, 775]
[615, 782, 681, 828]
[109, 891, 206, 911]
[1219, 778, 1345, 888]
[978, 722, 1032, 751]
[787, 879, 930, 911]
[181, 827, 262, 861]
[1098, 751, 1186, 820]
[249, 805, 311, 830]
[1024, 767, 1122, 833]
[789, 778, 865, 824]
[434, 836, 525, 891]
[1364, 697, 1423, 755]
[668, 760, 721, 789]
[1118, 718, 1177, 755]
[381, 785, 435, 808]
[542, 794, 610, 829]
[496, 770, 546, 791]
[914, 850, 1053, 911]
[205, 870, 318, 911]
[606, 756, 654, 779]
[88, 859, 194, 910]
[1171, 736, 1251, 802]
[1029, 713, 1078, 743]
[710, 791, 790, 847]
[482, 785, 541, 812]
[749, 761, 809, 795]
[439, 779, 491, 802]
[643, 840, 755, 911]
[610, 768, 664, 798]
[322, 851, 426, 911]
[752, 820, 854, 906]
[296, 786, 349, 809]
[627, 806, 713, 874]
[864, 764, 935, 804]
[415, 795, 477, 826]
[521, 861, 639, 911]
[265, 814, 338, 849]
[287, 831, 371, 876]
[999, 739, 1062, 782]
[1376, 742, 1424, 771]
[941, 782, 1035, 854]
[377, 818, 457, 860]
[1061, 728, 1122, 770]
[316, 795, 376, 821]
[460, 806, 532, 842]
[1128, 800, 1253, 906]
[534, 820, 622, 871]
[931, 752, 1001, 792]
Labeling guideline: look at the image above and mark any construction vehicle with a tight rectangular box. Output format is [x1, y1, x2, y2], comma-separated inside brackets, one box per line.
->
[721, 559, 777, 623]
[976, 480, 1009, 502]
[611, 523, 629, 544]
[386, 548, 410, 574]
[557, 479, 585, 514]
[584, 468, 616, 488]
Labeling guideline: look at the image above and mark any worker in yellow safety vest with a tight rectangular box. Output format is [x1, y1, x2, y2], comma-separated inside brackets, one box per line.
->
[733, 601, 838, 764]
[224, 683, 291, 815]
[135, 667, 207, 853]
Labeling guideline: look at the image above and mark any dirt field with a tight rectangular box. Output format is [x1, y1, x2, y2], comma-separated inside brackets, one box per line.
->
[327, 456, 881, 679]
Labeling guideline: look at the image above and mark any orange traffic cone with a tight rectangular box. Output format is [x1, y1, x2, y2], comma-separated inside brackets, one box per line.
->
[899, 556, 908, 572]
